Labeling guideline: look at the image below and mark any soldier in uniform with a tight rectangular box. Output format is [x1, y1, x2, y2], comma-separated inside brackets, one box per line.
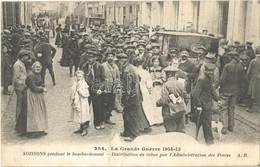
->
[157, 66, 189, 133]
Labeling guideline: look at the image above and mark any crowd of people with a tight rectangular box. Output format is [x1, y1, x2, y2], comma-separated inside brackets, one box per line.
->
[1, 17, 260, 144]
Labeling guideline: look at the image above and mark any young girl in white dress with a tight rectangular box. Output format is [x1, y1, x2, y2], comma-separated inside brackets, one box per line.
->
[70, 70, 90, 136]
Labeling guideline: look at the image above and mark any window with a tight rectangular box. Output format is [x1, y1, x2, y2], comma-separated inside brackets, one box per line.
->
[129, 5, 132, 13]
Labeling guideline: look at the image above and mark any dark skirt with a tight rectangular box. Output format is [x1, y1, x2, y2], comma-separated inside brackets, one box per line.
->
[123, 102, 142, 138]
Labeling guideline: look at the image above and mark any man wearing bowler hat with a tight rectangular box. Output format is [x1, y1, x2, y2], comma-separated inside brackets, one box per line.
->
[216, 51, 247, 134]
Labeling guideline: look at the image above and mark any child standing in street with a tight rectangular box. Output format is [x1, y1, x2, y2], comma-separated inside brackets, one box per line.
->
[70, 70, 90, 136]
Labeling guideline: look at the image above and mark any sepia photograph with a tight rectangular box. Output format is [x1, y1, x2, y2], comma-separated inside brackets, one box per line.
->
[1, 0, 260, 166]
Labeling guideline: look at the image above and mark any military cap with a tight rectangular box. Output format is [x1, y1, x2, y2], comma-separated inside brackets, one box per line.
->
[117, 53, 128, 59]
[169, 48, 179, 53]
[23, 39, 31, 44]
[228, 51, 239, 57]
[163, 66, 179, 72]
[255, 46, 260, 55]
[197, 45, 207, 51]
[151, 43, 160, 48]
[180, 47, 190, 53]
[18, 50, 31, 59]
[115, 43, 124, 48]
[205, 52, 216, 60]
[240, 54, 249, 60]
[204, 63, 216, 71]
[105, 50, 116, 56]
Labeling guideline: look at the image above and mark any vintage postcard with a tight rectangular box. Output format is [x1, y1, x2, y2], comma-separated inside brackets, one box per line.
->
[1, 0, 259, 166]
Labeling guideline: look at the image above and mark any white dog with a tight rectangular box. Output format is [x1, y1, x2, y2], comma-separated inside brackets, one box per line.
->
[211, 121, 223, 141]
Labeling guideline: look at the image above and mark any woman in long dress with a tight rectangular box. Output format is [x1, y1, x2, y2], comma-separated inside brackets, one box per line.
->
[133, 57, 155, 126]
[16, 61, 48, 136]
[70, 70, 90, 136]
[149, 57, 164, 126]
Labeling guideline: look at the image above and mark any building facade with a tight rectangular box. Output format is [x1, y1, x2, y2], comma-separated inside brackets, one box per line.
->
[2, 2, 32, 30]
[139, 0, 260, 46]
[106, 2, 139, 27]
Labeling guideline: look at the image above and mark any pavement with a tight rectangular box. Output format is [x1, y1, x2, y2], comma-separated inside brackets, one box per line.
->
[1, 37, 259, 146]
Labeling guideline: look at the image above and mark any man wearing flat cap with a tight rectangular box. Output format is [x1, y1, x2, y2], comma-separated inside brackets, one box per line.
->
[195, 45, 208, 68]
[13, 50, 31, 122]
[192, 63, 222, 145]
[102, 51, 120, 125]
[245, 40, 255, 62]
[66, 33, 80, 77]
[215, 51, 247, 134]
[117, 53, 146, 141]
[166, 48, 179, 66]
[247, 46, 260, 113]
[135, 40, 151, 69]
[157, 66, 189, 133]
[236, 53, 250, 107]
[83, 51, 106, 130]
[178, 47, 198, 124]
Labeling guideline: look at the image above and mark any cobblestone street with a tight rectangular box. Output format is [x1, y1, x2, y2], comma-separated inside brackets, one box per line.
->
[1, 38, 259, 146]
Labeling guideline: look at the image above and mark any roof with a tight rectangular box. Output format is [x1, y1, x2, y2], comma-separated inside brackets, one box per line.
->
[157, 31, 218, 39]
